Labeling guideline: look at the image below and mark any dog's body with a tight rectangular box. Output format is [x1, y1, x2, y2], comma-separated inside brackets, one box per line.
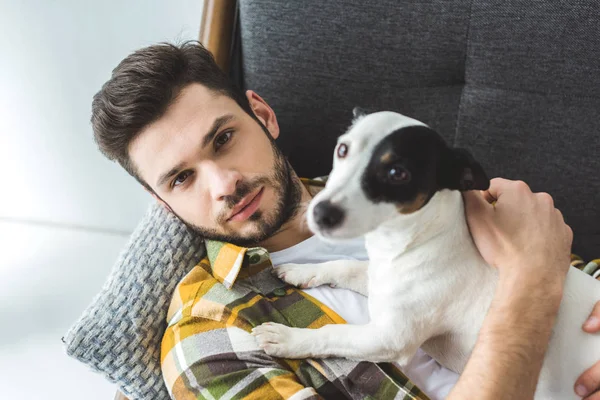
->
[362, 188, 496, 374]
[252, 111, 600, 399]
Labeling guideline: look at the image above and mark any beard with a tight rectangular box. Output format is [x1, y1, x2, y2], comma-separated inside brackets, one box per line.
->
[177, 126, 303, 247]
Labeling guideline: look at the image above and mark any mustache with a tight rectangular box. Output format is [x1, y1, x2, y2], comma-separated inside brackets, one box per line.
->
[217, 176, 272, 222]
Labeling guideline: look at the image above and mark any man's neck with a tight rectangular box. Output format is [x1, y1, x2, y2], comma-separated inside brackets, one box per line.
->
[258, 178, 314, 253]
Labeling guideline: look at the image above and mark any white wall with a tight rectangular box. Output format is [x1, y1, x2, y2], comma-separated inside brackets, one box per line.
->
[0, 0, 204, 232]
[0, 0, 204, 398]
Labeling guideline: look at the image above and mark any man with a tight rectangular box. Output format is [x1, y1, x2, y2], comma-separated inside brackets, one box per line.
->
[92, 42, 600, 399]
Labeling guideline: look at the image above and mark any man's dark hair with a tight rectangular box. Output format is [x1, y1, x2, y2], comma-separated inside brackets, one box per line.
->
[91, 41, 252, 189]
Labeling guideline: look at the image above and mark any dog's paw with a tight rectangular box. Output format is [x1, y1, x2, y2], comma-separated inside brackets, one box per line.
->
[251, 323, 313, 358]
[274, 263, 335, 289]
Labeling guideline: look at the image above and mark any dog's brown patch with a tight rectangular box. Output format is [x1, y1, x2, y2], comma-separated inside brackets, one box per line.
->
[380, 151, 395, 164]
[397, 192, 428, 214]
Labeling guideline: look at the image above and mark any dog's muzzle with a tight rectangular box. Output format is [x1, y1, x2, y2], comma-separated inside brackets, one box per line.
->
[312, 200, 345, 230]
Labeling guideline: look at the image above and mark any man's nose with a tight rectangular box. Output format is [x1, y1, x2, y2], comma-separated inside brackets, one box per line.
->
[204, 162, 242, 201]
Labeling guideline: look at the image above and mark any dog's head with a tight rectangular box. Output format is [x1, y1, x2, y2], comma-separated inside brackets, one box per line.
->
[307, 109, 490, 239]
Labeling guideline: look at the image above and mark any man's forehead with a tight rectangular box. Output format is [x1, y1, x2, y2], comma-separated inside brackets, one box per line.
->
[134, 85, 234, 141]
[129, 85, 241, 184]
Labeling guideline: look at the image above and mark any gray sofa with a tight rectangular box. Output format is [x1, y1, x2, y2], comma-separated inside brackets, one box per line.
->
[238, 0, 599, 260]
[67, 1, 600, 399]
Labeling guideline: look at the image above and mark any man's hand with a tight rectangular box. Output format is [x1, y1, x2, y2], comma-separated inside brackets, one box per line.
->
[449, 178, 574, 400]
[575, 301, 600, 398]
[463, 178, 573, 291]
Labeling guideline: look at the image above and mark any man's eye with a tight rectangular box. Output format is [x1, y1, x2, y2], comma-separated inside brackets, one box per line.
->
[215, 130, 233, 149]
[172, 171, 193, 188]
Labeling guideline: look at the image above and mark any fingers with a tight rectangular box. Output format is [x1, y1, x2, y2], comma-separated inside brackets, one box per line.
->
[480, 177, 508, 203]
[584, 390, 600, 400]
[583, 301, 600, 333]
[535, 192, 555, 208]
[565, 222, 574, 243]
[463, 190, 495, 229]
[481, 189, 497, 204]
[552, 208, 573, 243]
[576, 303, 600, 398]
[575, 361, 600, 398]
[482, 178, 531, 204]
[463, 190, 492, 213]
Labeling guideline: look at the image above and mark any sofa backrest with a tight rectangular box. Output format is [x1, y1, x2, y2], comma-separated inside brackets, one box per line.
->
[236, 0, 600, 259]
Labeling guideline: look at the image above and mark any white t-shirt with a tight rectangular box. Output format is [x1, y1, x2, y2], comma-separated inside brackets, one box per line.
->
[270, 234, 459, 400]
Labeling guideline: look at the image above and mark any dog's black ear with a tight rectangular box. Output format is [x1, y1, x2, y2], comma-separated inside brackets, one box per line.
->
[438, 148, 490, 191]
[352, 107, 368, 120]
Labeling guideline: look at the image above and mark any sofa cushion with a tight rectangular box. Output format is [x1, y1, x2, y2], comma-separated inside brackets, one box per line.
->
[63, 203, 205, 399]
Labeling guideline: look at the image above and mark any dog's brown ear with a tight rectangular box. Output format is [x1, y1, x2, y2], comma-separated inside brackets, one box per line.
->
[438, 148, 490, 191]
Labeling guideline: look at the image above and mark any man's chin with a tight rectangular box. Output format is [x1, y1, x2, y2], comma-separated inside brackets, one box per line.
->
[213, 219, 274, 246]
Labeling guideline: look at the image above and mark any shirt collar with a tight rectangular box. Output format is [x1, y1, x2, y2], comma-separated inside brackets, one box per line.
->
[204, 177, 326, 289]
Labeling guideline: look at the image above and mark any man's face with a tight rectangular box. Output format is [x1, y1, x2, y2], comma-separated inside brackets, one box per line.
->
[129, 84, 301, 246]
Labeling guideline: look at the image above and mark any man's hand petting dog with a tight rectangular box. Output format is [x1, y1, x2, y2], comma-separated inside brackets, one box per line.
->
[575, 301, 600, 399]
[464, 178, 600, 399]
[463, 178, 573, 296]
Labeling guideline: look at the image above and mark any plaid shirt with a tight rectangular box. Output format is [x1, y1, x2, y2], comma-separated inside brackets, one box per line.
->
[160, 178, 429, 400]
[160, 179, 600, 400]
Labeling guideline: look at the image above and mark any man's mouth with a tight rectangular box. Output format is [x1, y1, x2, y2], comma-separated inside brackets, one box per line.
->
[227, 187, 264, 222]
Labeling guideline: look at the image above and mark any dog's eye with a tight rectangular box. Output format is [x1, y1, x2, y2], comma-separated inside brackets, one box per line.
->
[387, 165, 410, 183]
[337, 143, 349, 158]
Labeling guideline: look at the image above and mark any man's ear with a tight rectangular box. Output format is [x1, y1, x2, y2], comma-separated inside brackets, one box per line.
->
[438, 147, 490, 191]
[246, 90, 280, 139]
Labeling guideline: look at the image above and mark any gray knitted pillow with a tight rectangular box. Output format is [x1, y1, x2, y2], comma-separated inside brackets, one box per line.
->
[63, 202, 205, 400]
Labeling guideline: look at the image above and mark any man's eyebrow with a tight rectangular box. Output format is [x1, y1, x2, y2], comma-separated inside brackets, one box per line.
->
[202, 114, 235, 148]
[156, 161, 186, 188]
[155, 114, 235, 188]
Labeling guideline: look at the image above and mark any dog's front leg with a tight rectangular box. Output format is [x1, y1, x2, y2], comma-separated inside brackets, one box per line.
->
[274, 260, 369, 296]
[252, 323, 420, 365]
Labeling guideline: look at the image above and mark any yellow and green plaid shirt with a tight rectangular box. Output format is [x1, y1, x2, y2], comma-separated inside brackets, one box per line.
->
[160, 177, 429, 400]
[160, 179, 600, 400]
[160, 238, 429, 400]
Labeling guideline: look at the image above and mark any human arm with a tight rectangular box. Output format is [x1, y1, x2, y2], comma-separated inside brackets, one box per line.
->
[447, 178, 573, 400]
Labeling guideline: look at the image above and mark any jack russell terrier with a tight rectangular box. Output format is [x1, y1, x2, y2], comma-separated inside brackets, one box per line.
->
[252, 109, 600, 399]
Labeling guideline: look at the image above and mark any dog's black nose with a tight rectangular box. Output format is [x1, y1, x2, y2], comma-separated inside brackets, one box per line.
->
[313, 200, 345, 229]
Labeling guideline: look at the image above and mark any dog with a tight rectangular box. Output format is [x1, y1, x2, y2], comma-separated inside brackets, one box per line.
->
[252, 109, 600, 399]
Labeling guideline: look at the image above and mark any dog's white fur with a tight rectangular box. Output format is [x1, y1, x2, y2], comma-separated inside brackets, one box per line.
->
[252, 112, 600, 399]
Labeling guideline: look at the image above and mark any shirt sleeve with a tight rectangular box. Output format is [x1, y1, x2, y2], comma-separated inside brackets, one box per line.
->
[161, 314, 322, 400]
